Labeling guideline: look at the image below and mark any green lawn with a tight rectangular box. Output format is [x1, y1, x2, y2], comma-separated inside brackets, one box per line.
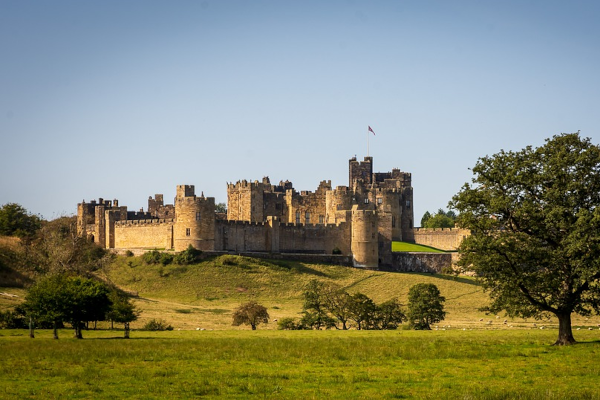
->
[392, 241, 447, 253]
[1, 329, 600, 399]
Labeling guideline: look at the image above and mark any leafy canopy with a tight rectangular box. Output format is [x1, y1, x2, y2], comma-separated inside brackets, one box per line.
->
[407, 283, 446, 330]
[421, 208, 456, 228]
[0, 203, 41, 239]
[232, 301, 269, 330]
[450, 133, 600, 345]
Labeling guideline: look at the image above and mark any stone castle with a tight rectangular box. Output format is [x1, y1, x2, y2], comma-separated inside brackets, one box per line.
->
[77, 156, 418, 269]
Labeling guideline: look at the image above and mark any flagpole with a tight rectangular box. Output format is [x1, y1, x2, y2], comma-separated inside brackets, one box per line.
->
[367, 126, 370, 157]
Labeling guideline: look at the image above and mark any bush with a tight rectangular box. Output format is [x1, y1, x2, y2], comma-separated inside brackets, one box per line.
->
[125, 250, 134, 257]
[0, 309, 27, 329]
[277, 317, 300, 330]
[174, 245, 202, 265]
[332, 247, 342, 255]
[142, 319, 174, 331]
[142, 250, 173, 266]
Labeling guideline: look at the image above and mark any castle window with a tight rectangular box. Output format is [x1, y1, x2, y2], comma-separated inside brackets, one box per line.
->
[392, 216, 396, 228]
[377, 198, 383, 204]
[296, 211, 301, 224]
[196, 212, 201, 221]
[186, 228, 191, 236]
[319, 215, 324, 224]
[364, 198, 369, 204]
[305, 212, 310, 224]
[406, 200, 411, 208]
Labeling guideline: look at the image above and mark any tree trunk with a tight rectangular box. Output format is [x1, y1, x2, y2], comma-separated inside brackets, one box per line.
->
[251, 323, 256, 330]
[53, 321, 59, 339]
[29, 316, 34, 339]
[124, 322, 130, 339]
[554, 313, 576, 345]
[74, 322, 83, 339]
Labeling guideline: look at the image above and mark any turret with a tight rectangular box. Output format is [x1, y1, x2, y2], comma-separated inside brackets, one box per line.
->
[350, 205, 378, 269]
[174, 185, 216, 251]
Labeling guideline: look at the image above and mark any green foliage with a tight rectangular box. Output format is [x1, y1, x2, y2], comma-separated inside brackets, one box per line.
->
[332, 247, 342, 255]
[173, 245, 202, 265]
[232, 301, 269, 330]
[407, 283, 446, 330]
[142, 246, 202, 266]
[124, 250, 134, 257]
[106, 290, 139, 337]
[302, 279, 405, 330]
[142, 318, 174, 331]
[450, 133, 600, 345]
[0, 308, 27, 329]
[0, 203, 42, 239]
[215, 202, 227, 213]
[373, 298, 406, 330]
[32, 216, 109, 275]
[276, 317, 300, 330]
[22, 274, 112, 338]
[421, 208, 456, 228]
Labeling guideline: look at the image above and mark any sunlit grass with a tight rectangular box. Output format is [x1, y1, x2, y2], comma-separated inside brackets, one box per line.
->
[1, 329, 600, 399]
[391, 241, 447, 253]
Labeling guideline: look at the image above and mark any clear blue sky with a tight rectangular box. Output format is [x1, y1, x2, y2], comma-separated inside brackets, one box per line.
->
[1, 0, 598, 224]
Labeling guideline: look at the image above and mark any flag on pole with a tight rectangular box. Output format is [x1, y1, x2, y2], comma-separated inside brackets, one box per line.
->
[368, 126, 375, 135]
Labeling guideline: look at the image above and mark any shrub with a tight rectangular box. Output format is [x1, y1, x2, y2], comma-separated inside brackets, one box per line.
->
[142, 319, 174, 331]
[277, 317, 300, 330]
[174, 245, 202, 265]
[332, 247, 342, 255]
[125, 250, 134, 257]
[0, 309, 27, 329]
[142, 250, 173, 266]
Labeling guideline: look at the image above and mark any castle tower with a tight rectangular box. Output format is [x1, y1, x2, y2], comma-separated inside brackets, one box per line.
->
[226, 180, 265, 222]
[349, 156, 373, 186]
[350, 205, 379, 269]
[174, 185, 216, 251]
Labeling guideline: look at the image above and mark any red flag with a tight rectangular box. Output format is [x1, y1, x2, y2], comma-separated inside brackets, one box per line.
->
[368, 126, 375, 135]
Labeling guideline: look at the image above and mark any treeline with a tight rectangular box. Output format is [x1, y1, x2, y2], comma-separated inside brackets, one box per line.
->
[277, 280, 446, 331]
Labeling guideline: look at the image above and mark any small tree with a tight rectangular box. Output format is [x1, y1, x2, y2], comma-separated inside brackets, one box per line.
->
[373, 298, 406, 330]
[106, 290, 140, 338]
[348, 292, 377, 330]
[232, 301, 269, 330]
[407, 283, 446, 330]
[302, 280, 331, 329]
[0, 203, 41, 239]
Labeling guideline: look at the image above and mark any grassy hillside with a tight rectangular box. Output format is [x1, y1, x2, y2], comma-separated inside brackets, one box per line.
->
[3, 251, 599, 331]
[391, 241, 447, 253]
[97, 253, 599, 331]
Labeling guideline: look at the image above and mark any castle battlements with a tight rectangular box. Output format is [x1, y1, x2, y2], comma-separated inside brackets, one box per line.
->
[78, 156, 414, 269]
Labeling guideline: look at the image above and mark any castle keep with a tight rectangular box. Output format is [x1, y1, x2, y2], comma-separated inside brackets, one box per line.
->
[77, 156, 414, 269]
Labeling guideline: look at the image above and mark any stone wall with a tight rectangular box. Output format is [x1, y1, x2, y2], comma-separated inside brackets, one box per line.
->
[385, 252, 453, 273]
[114, 220, 174, 249]
[413, 227, 470, 251]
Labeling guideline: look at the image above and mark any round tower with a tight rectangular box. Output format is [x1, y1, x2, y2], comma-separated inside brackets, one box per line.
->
[174, 185, 215, 251]
[350, 205, 379, 269]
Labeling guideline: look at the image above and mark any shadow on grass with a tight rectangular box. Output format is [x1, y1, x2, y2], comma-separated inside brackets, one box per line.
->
[414, 272, 481, 287]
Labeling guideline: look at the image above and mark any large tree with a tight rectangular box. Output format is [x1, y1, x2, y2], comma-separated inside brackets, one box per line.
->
[450, 133, 600, 345]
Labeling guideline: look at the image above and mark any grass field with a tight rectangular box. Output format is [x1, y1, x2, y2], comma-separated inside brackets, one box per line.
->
[391, 241, 448, 253]
[1, 329, 600, 399]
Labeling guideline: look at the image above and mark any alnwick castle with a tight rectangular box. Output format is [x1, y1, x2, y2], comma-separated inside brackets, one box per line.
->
[77, 156, 468, 271]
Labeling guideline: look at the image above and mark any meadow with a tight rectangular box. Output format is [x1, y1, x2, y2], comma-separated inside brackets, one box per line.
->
[2, 253, 600, 398]
[1, 329, 600, 399]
